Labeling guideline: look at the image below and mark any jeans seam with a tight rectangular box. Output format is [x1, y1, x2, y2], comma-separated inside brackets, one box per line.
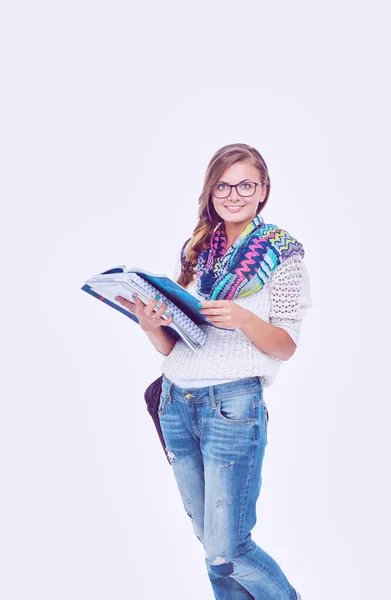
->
[236, 428, 256, 547]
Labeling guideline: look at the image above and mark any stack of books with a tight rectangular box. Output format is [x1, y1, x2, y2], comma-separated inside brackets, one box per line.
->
[81, 265, 233, 352]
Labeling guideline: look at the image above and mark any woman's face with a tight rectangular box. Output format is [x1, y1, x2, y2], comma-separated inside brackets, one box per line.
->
[211, 161, 267, 226]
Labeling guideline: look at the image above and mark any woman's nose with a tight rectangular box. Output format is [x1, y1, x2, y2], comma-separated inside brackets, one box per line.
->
[228, 187, 241, 200]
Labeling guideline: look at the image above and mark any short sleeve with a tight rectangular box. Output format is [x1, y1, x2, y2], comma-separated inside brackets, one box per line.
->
[268, 255, 313, 346]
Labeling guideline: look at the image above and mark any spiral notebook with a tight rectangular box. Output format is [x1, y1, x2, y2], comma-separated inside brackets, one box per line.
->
[82, 265, 234, 352]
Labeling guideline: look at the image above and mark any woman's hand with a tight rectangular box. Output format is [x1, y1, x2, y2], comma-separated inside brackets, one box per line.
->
[115, 294, 174, 332]
[198, 299, 249, 330]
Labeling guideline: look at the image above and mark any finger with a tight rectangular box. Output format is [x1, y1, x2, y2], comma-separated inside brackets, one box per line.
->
[204, 315, 225, 323]
[151, 305, 170, 323]
[115, 296, 137, 313]
[148, 304, 169, 320]
[207, 320, 229, 328]
[198, 300, 227, 308]
[200, 308, 227, 315]
[156, 299, 170, 316]
[145, 295, 161, 316]
[161, 315, 174, 327]
[132, 295, 147, 312]
[130, 295, 147, 317]
[150, 298, 168, 312]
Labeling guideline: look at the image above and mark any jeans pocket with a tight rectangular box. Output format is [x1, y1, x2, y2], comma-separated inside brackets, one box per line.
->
[216, 390, 259, 425]
[158, 391, 169, 417]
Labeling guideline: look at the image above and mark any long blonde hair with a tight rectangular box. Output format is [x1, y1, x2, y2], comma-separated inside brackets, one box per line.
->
[176, 143, 271, 288]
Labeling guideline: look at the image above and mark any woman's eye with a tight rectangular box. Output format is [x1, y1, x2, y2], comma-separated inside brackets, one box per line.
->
[217, 184, 227, 190]
[240, 183, 250, 189]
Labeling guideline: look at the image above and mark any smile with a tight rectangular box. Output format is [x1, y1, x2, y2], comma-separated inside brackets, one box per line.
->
[224, 205, 245, 212]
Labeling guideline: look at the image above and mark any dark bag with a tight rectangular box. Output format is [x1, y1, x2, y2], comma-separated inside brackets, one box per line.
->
[143, 237, 191, 463]
[144, 375, 169, 462]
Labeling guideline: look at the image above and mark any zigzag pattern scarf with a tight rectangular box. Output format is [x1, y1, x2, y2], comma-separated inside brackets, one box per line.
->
[196, 213, 305, 300]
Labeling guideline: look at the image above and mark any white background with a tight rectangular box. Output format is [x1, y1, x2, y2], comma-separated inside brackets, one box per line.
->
[1, 1, 389, 599]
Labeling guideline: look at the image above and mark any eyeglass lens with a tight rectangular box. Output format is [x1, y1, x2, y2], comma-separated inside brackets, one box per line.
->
[212, 182, 257, 198]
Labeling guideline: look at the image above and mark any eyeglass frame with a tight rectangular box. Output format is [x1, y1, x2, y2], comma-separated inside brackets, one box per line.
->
[211, 179, 269, 199]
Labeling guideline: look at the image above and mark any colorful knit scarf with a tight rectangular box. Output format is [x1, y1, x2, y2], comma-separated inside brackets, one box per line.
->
[196, 213, 305, 300]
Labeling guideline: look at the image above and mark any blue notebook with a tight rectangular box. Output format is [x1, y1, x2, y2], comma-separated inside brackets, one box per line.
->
[81, 265, 234, 352]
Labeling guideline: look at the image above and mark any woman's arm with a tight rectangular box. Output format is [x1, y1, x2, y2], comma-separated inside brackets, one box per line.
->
[199, 255, 313, 361]
[241, 256, 313, 360]
[239, 255, 313, 361]
[143, 326, 177, 356]
[238, 314, 296, 361]
[199, 301, 298, 360]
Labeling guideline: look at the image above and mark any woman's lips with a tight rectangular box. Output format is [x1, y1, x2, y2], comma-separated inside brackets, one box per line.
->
[224, 205, 245, 212]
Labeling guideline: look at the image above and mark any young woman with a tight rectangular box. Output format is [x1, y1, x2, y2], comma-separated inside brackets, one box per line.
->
[116, 143, 312, 599]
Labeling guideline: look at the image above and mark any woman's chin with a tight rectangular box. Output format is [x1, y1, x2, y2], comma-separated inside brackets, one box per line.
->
[218, 209, 255, 223]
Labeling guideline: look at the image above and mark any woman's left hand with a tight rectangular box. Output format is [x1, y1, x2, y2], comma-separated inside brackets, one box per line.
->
[198, 300, 249, 330]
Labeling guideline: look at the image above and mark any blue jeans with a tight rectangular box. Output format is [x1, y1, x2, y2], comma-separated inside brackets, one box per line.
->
[158, 374, 299, 600]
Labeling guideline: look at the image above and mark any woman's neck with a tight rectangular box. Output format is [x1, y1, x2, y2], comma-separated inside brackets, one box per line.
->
[224, 219, 251, 250]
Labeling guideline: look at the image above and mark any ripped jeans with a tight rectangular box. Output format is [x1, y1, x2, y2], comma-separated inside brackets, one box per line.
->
[158, 374, 299, 600]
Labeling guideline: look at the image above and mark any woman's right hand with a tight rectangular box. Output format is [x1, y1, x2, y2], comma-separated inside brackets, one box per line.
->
[114, 294, 174, 332]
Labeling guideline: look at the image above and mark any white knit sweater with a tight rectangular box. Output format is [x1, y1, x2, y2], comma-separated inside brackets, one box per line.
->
[160, 247, 313, 388]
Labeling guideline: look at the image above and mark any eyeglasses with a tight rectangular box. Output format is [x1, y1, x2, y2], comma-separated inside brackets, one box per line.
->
[211, 180, 267, 199]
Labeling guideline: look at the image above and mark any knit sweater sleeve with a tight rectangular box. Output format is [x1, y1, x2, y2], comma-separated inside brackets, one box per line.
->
[268, 255, 313, 346]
